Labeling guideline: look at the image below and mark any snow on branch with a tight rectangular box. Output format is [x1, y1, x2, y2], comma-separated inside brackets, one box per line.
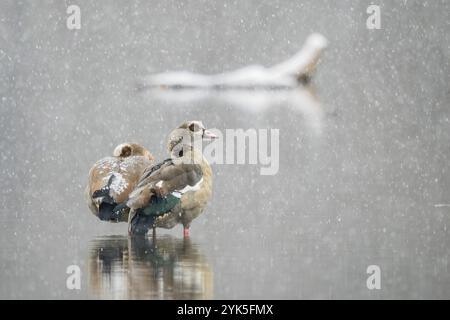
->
[141, 33, 328, 90]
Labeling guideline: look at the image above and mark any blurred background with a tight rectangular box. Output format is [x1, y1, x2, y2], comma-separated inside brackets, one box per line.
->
[0, 0, 449, 299]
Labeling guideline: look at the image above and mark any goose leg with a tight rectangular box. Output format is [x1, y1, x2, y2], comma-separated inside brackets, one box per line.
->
[129, 211, 154, 236]
[183, 227, 190, 238]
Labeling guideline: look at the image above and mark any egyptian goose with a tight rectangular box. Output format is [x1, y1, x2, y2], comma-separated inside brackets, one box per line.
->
[85, 143, 154, 222]
[115, 121, 216, 237]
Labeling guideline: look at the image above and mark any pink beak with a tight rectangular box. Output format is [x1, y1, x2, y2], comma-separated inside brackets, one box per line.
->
[202, 129, 218, 140]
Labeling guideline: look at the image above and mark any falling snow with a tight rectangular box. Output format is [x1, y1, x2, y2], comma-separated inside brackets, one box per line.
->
[0, 0, 449, 300]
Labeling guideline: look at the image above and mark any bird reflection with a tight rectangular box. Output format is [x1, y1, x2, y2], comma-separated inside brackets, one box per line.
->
[88, 235, 213, 299]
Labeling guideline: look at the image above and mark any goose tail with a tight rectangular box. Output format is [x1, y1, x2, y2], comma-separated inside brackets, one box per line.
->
[93, 175, 119, 221]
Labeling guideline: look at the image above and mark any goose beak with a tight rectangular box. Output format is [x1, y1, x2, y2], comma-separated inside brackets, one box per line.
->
[202, 129, 218, 140]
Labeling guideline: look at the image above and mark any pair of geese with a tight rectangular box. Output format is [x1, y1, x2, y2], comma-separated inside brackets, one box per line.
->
[85, 121, 216, 237]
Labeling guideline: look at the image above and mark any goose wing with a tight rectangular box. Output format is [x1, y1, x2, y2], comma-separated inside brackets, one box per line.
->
[127, 159, 203, 210]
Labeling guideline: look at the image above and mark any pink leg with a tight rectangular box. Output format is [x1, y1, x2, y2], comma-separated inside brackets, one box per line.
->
[183, 227, 190, 238]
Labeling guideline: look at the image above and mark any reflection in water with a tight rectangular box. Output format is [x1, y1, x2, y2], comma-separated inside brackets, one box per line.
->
[142, 87, 324, 135]
[88, 235, 213, 299]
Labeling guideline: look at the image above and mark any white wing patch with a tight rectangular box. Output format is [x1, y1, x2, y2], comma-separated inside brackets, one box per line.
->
[172, 177, 203, 198]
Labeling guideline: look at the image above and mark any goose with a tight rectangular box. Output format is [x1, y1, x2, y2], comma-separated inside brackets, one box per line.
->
[116, 121, 216, 237]
[85, 143, 154, 222]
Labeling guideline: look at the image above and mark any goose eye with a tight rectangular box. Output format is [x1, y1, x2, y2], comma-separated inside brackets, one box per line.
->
[189, 123, 201, 132]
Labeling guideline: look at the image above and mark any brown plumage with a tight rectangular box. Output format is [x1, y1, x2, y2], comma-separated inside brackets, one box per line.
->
[126, 121, 216, 236]
[85, 143, 154, 222]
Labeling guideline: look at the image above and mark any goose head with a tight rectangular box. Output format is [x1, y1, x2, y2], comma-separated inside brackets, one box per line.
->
[113, 143, 154, 161]
[167, 121, 217, 158]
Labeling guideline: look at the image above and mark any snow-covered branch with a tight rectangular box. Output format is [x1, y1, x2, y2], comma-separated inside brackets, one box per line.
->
[141, 33, 328, 89]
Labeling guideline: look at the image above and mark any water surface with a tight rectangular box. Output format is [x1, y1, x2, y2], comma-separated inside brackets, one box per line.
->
[1, 0, 449, 299]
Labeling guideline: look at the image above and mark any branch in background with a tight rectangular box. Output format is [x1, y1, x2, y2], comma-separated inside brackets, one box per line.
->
[141, 33, 328, 90]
